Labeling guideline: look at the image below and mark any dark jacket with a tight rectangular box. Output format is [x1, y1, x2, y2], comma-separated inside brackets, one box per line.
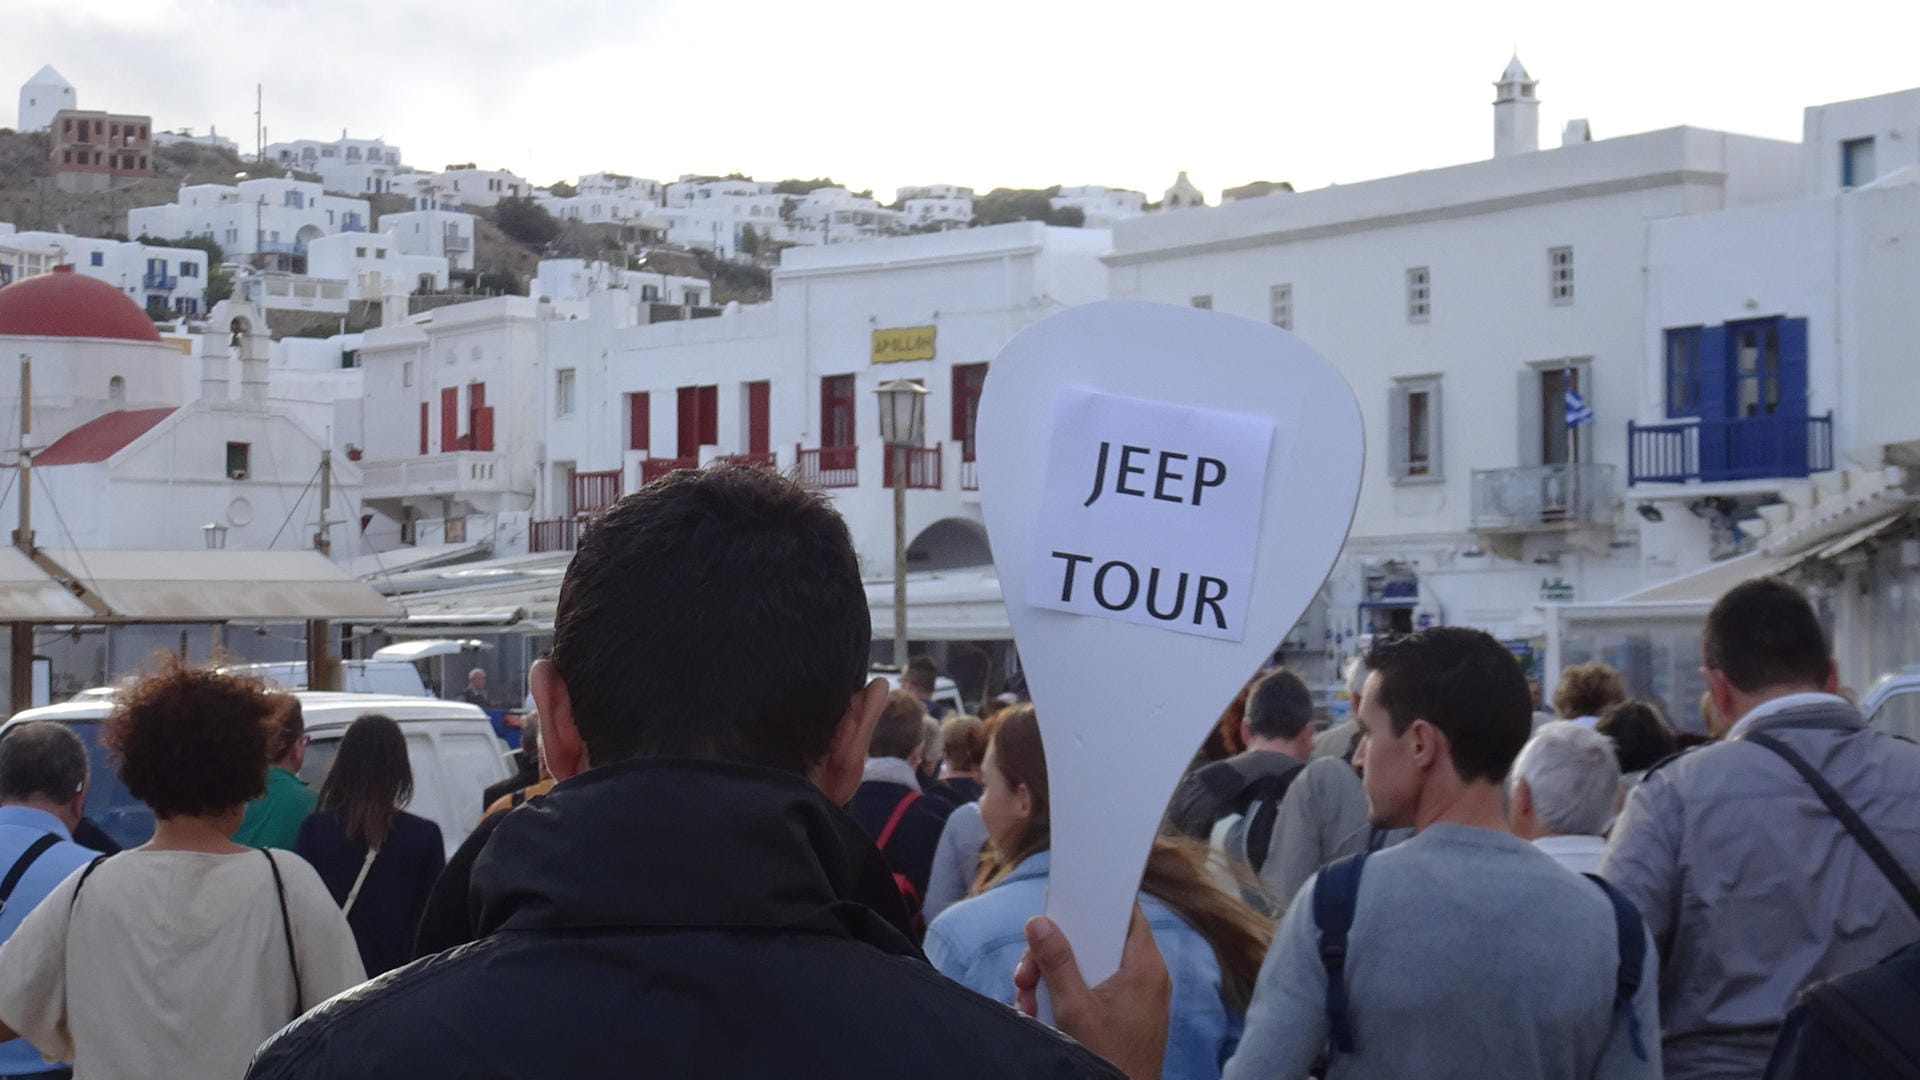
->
[251, 759, 1122, 1080]
[296, 807, 445, 977]
[1164, 749, 1306, 839]
[848, 776, 954, 901]
[481, 755, 538, 810]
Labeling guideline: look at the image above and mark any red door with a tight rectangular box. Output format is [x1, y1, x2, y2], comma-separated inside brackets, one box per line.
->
[677, 387, 700, 458]
[821, 374, 855, 447]
[419, 402, 429, 455]
[746, 382, 770, 455]
[628, 392, 650, 451]
[440, 387, 458, 452]
[698, 385, 719, 446]
[952, 363, 988, 460]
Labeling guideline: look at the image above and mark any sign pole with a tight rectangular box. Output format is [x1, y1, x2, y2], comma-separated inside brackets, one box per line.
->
[893, 444, 908, 667]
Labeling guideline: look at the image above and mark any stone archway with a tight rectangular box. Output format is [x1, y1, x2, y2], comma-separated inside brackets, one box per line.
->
[906, 517, 991, 572]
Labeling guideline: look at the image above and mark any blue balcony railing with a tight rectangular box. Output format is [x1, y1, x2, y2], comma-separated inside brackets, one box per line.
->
[257, 240, 307, 256]
[142, 271, 178, 290]
[341, 218, 368, 233]
[1628, 412, 1834, 485]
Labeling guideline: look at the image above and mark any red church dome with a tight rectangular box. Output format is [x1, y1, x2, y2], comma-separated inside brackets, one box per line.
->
[0, 265, 163, 343]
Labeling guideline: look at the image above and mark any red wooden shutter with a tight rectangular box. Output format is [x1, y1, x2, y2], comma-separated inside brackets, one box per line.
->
[628, 392, 650, 451]
[468, 383, 490, 452]
[473, 407, 494, 454]
[677, 387, 699, 458]
[698, 385, 719, 445]
[419, 402, 429, 455]
[747, 381, 770, 455]
[822, 375, 855, 448]
[440, 387, 458, 452]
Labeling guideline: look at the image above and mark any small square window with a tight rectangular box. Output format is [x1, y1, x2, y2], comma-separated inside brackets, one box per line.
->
[89, 251, 103, 267]
[1407, 267, 1430, 323]
[1191, 295, 1213, 310]
[1550, 247, 1574, 305]
[1842, 137, 1876, 188]
[555, 368, 577, 417]
[1270, 284, 1293, 331]
[402, 360, 414, 387]
[1390, 378, 1442, 482]
[226, 442, 251, 480]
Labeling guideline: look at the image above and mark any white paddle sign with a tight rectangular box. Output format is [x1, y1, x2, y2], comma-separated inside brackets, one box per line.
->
[977, 300, 1363, 985]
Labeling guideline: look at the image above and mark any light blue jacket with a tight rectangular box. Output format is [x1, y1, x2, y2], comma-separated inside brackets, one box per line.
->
[0, 806, 101, 1074]
[924, 850, 1243, 1080]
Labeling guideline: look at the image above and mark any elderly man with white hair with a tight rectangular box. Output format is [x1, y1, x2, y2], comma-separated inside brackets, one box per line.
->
[1311, 655, 1369, 763]
[1508, 721, 1623, 875]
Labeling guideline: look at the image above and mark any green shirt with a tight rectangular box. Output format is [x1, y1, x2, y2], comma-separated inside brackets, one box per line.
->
[232, 766, 318, 850]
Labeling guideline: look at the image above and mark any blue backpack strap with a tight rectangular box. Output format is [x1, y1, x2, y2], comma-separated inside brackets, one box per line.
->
[1584, 874, 1649, 1063]
[1313, 851, 1369, 1055]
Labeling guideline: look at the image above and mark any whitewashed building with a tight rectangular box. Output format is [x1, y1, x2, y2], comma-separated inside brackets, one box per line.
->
[785, 187, 902, 246]
[16, 65, 75, 133]
[263, 135, 406, 196]
[1051, 185, 1147, 228]
[377, 209, 477, 273]
[898, 185, 975, 229]
[537, 173, 664, 224]
[1105, 58, 1803, 695]
[658, 179, 787, 258]
[0, 230, 207, 315]
[425, 167, 528, 209]
[306, 232, 448, 303]
[128, 179, 372, 269]
[153, 126, 240, 154]
[529, 258, 711, 315]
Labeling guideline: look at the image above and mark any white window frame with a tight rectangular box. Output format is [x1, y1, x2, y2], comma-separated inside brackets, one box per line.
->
[1407, 266, 1430, 323]
[555, 368, 577, 418]
[1549, 246, 1574, 306]
[1270, 283, 1293, 331]
[1388, 375, 1443, 483]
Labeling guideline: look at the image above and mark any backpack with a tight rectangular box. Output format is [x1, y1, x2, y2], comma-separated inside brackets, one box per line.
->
[1311, 851, 1648, 1063]
[875, 789, 926, 936]
[1201, 759, 1306, 875]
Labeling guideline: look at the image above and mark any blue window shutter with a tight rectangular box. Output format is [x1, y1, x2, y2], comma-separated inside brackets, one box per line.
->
[1777, 317, 1812, 477]
[1697, 325, 1730, 480]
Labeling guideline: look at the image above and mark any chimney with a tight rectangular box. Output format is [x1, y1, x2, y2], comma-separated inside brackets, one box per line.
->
[1561, 119, 1593, 146]
[1493, 55, 1540, 157]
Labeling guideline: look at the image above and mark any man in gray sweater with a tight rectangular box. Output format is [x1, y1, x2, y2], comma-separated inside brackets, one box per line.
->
[1600, 579, 1920, 1079]
[1224, 628, 1660, 1080]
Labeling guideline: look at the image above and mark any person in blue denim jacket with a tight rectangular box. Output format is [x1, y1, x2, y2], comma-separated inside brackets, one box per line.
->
[925, 705, 1271, 1080]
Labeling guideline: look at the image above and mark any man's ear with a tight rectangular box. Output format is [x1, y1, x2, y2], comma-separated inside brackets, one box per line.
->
[1824, 659, 1841, 696]
[1704, 668, 1738, 736]
[532, 659, 589, 781]
[814, 678, 888, 805]
[1408, 718, 1445, 773]
[1510, 777, 1534, 823]
[65, 782, 87, 828]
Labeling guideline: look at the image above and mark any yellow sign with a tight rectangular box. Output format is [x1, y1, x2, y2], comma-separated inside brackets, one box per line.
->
[871, 325, 936, 364]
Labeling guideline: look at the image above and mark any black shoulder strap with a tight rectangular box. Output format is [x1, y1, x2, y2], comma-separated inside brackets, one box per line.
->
[1584, 874, 1650, 1063]
[1313, 851, 1369, 1055]
[1241, 761, 1307, 874]
[66, 853, 110, 914]
[1744, 731, 1920, 921]
[1802, 957, 1920, 1077]
[260, 848, 305, 1017]
[1197, 761, 1245, 803]
[0, 833, 62, 914]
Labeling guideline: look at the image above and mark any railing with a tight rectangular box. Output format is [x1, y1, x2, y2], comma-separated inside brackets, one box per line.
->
[341, 218, 368, 233]
[442, 233, 471, 253]
[960, 456, 979, 492]
[361, 451, 509, 499]
[640, 456, 698, 486]
[718, 451, 777, 470]
[570, 469, 622, 513]
[142, 271, 178, 290]
[257, 240, 306, 255]
[1470, 462, 1617, 531]
[796, 444, 858, 488]
[882, 443, 944, 490]
[529, 516, 584, 554]
[1627, 413, 1834, 486]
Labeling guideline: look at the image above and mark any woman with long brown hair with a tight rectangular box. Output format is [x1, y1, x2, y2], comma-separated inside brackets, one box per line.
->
[295, 714, 444, 976]
[924, 704, 1272, 1079]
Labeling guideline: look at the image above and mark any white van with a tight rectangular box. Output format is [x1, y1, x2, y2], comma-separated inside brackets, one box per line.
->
[218, 660, 431, 698]
[2, 692, 510, 858]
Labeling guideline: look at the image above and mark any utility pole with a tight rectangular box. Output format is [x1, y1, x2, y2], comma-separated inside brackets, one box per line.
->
[11, 356, 36, 714]
[255, 84, 263, 165]
[305, 449, 339, 690]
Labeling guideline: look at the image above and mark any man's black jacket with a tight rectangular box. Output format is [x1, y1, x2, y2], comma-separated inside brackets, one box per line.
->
[249, 758, 1122, 1080]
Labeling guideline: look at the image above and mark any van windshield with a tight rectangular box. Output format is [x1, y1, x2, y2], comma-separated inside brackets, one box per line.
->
[67, 720, 156, 850]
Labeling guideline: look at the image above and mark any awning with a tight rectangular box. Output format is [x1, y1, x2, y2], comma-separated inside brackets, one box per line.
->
[0, 548, 95, 620]
[865, 566, 1011, 641]
[1559, 550, 1804, 621]
[347, 540, 491, 581]
[1810, 512, 1909, 562]
[42, 549, 399, 622]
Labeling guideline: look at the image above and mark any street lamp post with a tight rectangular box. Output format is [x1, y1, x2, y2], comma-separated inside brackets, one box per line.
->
[875, 379, 928, 669]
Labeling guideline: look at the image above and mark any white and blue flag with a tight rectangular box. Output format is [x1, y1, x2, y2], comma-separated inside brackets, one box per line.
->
[1564, 374, 1594, 428]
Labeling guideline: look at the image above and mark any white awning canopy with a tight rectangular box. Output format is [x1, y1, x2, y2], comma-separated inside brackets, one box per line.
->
[39, 549, 399, 622]
[0, 548, 95, 621]
[1557, 550, 1804, 622]
[865, 566, 1011, 641]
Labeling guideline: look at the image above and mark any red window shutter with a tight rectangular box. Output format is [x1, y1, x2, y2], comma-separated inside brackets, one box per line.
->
[439, 387, 458, 452]
[676, 387, 699, 458]
[747, 382, 770, 455]
[467, 383, 488, 451]
[822, 375, 855, 448]
[628, 392, 650, 452]
[474, 406, 494, 454]
[698, 385, 719, 446]
[419, 402, 429, 455]
[952, 363, 987, 459]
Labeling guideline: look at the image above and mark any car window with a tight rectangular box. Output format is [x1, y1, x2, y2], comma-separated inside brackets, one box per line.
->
[298, 736, 340, 789]
[68, 720, 156, 850]
[1870, 689, 1920, 742]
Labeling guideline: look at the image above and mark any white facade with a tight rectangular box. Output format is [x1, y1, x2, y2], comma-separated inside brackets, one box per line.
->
[0, 231, 207, 314]
[898, 185, 975, 229]
[264, 135, 405, 196]
[657, 180, 787, 258]
[378, 209, 477, 273]
[785, 188, 902, 246]
[16, 65, 75, 133]
[1051, 186, 1147, 228]
[1801, 88, 1920, 195]
[306, 232, 449, 302]
[153, 127, 240, 154]
[529, 258, 710, 315]
[1106, 76, 1802, 683]
[427, 168, 528, 209]
[536, 173, 664, 224]
[128, 179, 371, 264]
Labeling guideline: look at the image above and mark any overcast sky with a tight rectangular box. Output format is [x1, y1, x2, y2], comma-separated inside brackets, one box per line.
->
[8, 0, 1917, 200]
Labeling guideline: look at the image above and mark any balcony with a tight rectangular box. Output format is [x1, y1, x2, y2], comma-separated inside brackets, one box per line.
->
[258, 240, 307, 255]
[796, 444, 858, 488]
[442, 233, 471, 253]
[529, 516, 585, 554]
[570, 469, 622, 514]
[640, 456, 698, 486]
[960, 454, 979, 492]
[1470, 463, 1617, 551]
[142, 271, 178, 291]
[341, 218, 368, 233]
[882, 444, 944, 490]
[362, 451, 515, 502]
[718, 451, 778, 470]
[1628, 413, 1835, 486]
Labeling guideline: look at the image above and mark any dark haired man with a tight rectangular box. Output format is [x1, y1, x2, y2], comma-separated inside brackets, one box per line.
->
[1223, 627, 1659, 1080]
[0, 722, 101, 1079]
[1600, 578, 1920, 1080]
[903, 656, 953, 720]
[251, 465, 1132, 1080]
[849, 692, 954, 918]
[232, 695, 313, 850]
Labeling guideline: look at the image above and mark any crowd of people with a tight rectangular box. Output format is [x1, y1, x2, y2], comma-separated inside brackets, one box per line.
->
[0, 462, 1913, 1079]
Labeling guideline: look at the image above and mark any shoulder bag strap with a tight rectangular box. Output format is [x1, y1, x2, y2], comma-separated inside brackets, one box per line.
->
[0, 833, 62, 915]
[875, 790, 922, 852]
[1744, 731, 1920, 921]
[65, 853, 110, 914]
[1312, 851, 1369, 1054]
[1584, 874, 1651, 1063]
[260, 848, 306, 1017]
[340, 845, 379, 916]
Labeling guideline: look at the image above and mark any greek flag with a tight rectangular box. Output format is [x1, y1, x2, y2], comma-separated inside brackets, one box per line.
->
[1565, 383, 1595, 428]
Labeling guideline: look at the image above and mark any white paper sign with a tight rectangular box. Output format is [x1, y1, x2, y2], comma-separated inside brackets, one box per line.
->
[1027, 389, 1275, 641]
[977, 300, 1362, 990]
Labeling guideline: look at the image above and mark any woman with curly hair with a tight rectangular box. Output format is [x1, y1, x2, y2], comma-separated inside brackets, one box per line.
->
[0, 663, 364, 1080]
[1552, 662, 1629, 728]
[297, 714, 445, 977]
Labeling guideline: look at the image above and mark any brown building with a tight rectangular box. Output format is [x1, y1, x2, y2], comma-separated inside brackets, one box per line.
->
[49, 109, 155, 192]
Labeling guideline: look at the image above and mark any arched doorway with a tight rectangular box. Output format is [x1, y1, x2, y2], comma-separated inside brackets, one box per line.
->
[906, 517, 990, 572]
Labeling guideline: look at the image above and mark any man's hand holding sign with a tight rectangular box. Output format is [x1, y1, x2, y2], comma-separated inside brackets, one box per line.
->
[976, 301, 1363, 1022]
